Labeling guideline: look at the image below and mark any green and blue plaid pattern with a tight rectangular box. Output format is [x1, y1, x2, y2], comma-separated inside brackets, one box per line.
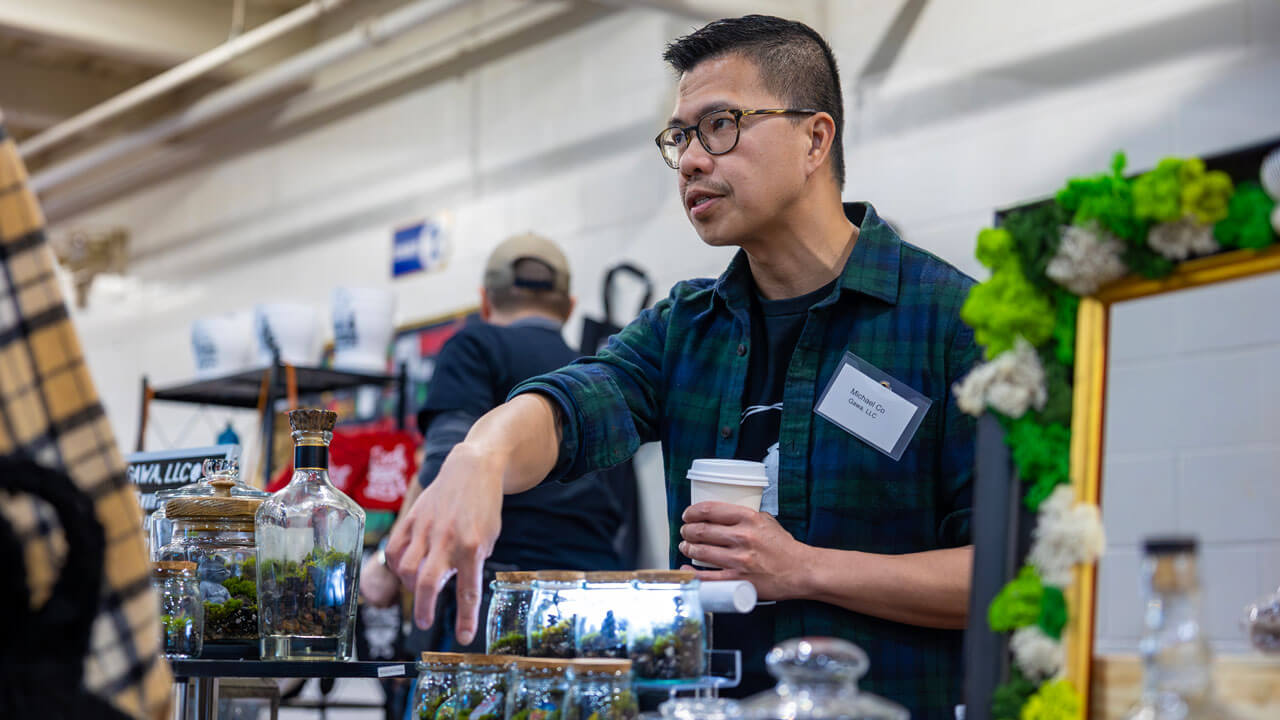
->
[515, 202, 978, 719]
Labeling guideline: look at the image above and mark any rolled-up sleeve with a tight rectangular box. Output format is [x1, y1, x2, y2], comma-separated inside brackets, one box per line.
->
[510, 292, 673, 484]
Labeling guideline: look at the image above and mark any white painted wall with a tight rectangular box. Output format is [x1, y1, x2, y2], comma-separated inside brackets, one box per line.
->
[48, 0, 1280, 601]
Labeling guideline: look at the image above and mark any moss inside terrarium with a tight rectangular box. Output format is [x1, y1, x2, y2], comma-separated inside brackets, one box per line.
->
[629, 617, 703, 680]
[259, 548, 353, 637]
[489, 629, 527, 655]
[528, 618, 574, 658]
[584, 691, 638, 720]
[418, 691, 450, 720]
[577, 610, 627, 657]
[202, 557, 258, 642]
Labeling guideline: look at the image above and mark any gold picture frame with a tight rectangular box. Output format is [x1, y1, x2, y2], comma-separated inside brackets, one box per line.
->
[1063, 243, 1280, 712]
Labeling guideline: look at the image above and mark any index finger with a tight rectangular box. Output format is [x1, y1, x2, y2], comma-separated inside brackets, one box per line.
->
[453, 550, 485, 647]
[682, 500, 756, 525]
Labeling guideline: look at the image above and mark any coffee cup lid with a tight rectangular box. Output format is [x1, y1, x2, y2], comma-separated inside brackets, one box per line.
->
[686, 458, 769, 487]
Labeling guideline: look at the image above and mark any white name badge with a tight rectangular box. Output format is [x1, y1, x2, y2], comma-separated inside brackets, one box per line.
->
[814, 352, 932, 460]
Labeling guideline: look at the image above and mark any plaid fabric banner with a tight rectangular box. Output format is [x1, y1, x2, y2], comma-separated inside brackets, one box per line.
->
[0, 112, 172, 719]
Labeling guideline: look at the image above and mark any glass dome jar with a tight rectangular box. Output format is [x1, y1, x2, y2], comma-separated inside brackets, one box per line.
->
[487, 570, 536, 655]
[413, 651, 464, 720]
[529, 571, 585, 658]
[507, 657, 572, 720]
[441, 654, 516, 720]
[256, 409, 365, 660]
[567, 659, 637, 720]
[152, 561, 204, 658]
[739, 638, 908, 720]
[626, 570, 705, 682]
[157, 477, 263, 651]
[150, 458, 267, 559]
[575, 572, 635, 659]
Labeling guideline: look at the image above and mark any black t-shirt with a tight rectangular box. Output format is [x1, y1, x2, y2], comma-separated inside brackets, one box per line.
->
[720, 276, 838, 697]
[420, 317, 627, 572]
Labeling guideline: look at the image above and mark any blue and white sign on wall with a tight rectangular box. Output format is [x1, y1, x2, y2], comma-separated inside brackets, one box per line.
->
[393, 212, 451, 278]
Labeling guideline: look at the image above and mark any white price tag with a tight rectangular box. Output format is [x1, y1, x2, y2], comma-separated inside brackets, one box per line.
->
[377, 664, 406, 678]
[814, 353, 931, 460]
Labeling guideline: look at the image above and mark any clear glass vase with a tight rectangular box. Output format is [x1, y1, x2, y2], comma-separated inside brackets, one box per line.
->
[255, 408, 365, 660]
[152, 561, 204, 658]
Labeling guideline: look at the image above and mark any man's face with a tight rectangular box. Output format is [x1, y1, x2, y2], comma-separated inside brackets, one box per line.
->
[669, 54, 811, 247]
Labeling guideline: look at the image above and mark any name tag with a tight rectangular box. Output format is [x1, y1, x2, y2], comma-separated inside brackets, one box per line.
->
[814, 352, 931, 460]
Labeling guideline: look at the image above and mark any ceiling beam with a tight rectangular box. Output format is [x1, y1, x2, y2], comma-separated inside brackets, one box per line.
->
[0, 0, 316, 73]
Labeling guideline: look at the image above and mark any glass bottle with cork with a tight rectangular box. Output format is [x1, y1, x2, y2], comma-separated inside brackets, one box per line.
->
[256, 408, 365, 660]
[1122, 536, 1241, 720]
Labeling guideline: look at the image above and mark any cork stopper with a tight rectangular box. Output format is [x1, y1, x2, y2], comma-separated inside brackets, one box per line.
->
[534, 570, 586, 583]
[289, 408, 337, 433]
[584, 571, 635, 583]
[457, 653, 519, 667]
[634, 569, 696, 584]
[513, 657, 571, 673]
[495, 571, 537, 584]
[420, 652, 468, 666]
[152, 561, 197, 577]
[166, 478, 263, 521]
[568, 658, 632, 675]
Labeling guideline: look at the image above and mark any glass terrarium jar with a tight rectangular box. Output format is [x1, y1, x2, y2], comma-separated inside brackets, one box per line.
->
[157, 477, 263, 651]
[739, 638, 908, 720]
[507, 658, 572, 720]
[626, 570, 705, 682]
[413, 651, 464, 720]
[440, 654, 516, 720]
[567, 659, 638, 720]
[152, 561, 204, 658]
[256, 409, 366, 660]
[576, 572, 635, 659]
[150, 458, 267, 559]
[487, 570, 535, 655]
[529, 571, 586, 658]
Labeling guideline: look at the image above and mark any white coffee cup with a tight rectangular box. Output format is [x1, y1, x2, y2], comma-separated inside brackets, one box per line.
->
[686, 459, 769, 568]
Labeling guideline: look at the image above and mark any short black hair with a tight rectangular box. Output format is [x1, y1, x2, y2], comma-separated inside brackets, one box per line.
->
[663, 15, 845, 188]
[485, 258, 573, 319]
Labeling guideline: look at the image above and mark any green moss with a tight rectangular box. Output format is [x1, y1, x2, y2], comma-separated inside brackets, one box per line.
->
[489, 630, 526, 655]
[222, 574, 257, 602]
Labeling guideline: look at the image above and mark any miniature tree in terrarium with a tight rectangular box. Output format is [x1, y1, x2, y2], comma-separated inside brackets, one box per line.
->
[256, 408, 365, 660]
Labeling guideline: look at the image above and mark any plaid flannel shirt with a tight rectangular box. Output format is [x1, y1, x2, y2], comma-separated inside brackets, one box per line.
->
[514, 202, 978, 719]
[0, 113, 171, 719]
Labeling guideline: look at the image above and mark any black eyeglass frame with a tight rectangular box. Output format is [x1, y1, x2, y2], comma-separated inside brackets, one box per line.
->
[654, 107, 821, 169]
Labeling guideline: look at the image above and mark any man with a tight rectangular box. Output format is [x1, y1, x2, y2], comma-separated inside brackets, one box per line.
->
[388, 16, 977, 718]
[361, 233, 629, 651]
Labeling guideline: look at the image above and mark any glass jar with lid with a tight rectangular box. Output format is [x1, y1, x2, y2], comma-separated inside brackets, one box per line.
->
[255, 409, 365, 660]
[413, 651, 465, 720]
[575, 572, 635, 659]
[739, 638, 908, 720]
[487, 570, 536, 655]
[151, 561, 204, 658]
[150, 458, 267, 559]
[626, 570, 705, 681]
[157, 476, 263, 652]
[566, 659, 637, 720]
[507, 657, 573, 720]
[440, 654, 516, 720]
[528, 571, 585, 658]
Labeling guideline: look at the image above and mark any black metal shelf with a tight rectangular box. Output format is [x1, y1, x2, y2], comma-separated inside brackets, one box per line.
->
[150, 365, 396, 409]
[170, 658, 414, 680]
[137, 359, 409, 486]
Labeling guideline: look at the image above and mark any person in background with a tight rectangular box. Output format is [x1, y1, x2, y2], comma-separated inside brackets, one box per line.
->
[360, 233, 631, 652]
[386, 15, 979, 719]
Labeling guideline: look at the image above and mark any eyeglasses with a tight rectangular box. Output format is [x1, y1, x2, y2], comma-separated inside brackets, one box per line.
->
[654, 108, 819, 169]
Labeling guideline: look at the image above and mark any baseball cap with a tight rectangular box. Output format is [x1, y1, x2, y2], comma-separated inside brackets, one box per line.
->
[484, 233, 571, 293]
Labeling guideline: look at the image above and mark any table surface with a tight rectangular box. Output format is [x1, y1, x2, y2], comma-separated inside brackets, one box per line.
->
[170, 659, 415, 680]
